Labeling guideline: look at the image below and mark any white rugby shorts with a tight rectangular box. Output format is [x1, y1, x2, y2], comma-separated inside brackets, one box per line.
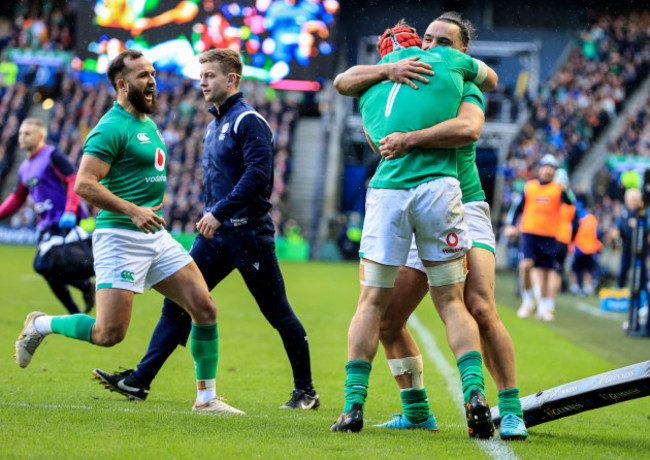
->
[359, 177, 470, 266]
[93, 228, 193, 293]
[405, 200, 495, 273]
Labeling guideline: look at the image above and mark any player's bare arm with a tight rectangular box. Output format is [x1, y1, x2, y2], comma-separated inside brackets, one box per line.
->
[478, 64, 498, 92]
[74, 154, 166, 233]
[379, 101, 484, 160]
[333, 57, 434, 97]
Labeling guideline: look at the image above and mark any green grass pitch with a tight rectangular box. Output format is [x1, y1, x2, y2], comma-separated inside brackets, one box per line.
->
[0, 244, 648, 459]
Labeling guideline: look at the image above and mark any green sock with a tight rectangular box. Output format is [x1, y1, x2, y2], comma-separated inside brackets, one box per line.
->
[457, 351, 485, 403]
[343, 360, 371, 412]
[498, 387, 523, 418]
[401, 388, 430, 424]
[190, 323, 218, 381]
[51, 314, 96, 343]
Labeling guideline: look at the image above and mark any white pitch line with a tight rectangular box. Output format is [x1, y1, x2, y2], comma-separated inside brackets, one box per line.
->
[1, 401, 180, 414]
[575, 302, 626, 320]
[0, 401, 277, 418]
[409, 313, 518, 460]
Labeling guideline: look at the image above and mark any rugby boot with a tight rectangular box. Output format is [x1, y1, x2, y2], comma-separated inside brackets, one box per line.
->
[279, 388, 320, 410]
[15, 311, 46, 368]
[93, 368, 150, 401]
[465, 389, 494, 439]
[499, 413, 528, 441]
[374, 413, 439, 431]
[330, 403, 363, 432]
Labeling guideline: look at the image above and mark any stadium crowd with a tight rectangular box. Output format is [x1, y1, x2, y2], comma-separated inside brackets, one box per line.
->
[45, 73, 300, 234]
[4, 0, 74, 51]
[2, 5, 650, 268]
[0, 82, 29, 183]
[500, 11, 650, 232]
[0, 73, 300, 236]
[0, 1, 302, 236]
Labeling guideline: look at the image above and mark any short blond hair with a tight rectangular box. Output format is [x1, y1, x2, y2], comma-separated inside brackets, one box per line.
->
[199, 49, 243, 87]
[21, 117, 47, 136]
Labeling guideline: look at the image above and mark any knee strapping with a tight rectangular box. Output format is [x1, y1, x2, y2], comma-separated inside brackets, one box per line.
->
[387, 355, 424, 389]
[360, 260, 399, 288]
[425, 257, 466, 286]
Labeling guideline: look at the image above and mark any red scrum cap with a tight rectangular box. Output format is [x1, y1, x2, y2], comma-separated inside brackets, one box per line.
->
[378, 25, 422, 58]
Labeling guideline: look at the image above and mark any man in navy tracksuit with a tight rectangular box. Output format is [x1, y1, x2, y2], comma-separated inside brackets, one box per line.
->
[93, 49, 319, 409]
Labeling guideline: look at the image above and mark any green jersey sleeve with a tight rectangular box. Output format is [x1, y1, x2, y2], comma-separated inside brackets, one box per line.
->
[83, 120, 127, 165]
[461, 81, 485, 111]
[438, 46, 488, 86]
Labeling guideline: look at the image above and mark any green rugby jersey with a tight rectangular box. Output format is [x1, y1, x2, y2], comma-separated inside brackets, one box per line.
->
[361, 46, 481, 189]
[83, 102, 167, 231]
[457, 82, 486, 204]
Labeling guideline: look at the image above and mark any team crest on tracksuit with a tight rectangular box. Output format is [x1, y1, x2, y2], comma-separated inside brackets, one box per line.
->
[219, 122, 229, 140]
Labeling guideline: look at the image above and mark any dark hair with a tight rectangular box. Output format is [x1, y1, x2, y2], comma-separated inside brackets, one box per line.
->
[107, 49, 144, 90]
[435, 12, 475, 47]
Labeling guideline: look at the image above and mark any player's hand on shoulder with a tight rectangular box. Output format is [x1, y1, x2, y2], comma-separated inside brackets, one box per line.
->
[196, 212, 221, 239]
[379, 132, 410, 160]
[130, 203, 166, 234]
[387, 57, 434, 90]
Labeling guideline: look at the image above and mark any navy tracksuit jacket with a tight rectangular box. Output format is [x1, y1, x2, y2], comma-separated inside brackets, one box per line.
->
[135, 92, 313, 390]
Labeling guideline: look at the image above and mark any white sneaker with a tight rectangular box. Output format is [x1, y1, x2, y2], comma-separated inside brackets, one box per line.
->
[192, 397, 245, 415]
[15, 311, 46, 368]
[517, 301, 536, 318]
[536, 310, 555, 322]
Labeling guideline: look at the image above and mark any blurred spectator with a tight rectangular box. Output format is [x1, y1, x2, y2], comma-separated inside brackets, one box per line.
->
[32, 72, 301, 234]
[0, 82, 30, 182]
[7, 0, 75, 51]
[611, 187, 645, 289]
[551, 168, 576, 296]
[337, 211, 362, 261]
[570, 204, 603, 295]
[504, 154, 579, 321]
[501, 12, 650, 227]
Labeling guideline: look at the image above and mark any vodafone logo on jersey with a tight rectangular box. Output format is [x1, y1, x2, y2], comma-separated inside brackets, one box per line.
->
[154, 148, 166, 171]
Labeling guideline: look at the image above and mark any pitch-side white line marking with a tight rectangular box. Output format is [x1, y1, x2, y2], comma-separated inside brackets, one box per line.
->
[0, 401, 273, 417]
[0, 401, 479, 429]
[575, 302, 626, 320]
[409, 313, 518, 460]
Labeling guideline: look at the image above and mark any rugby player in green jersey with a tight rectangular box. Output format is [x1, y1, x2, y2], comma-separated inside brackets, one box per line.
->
[330, 20, 496, 437]
[14, 50, 243, 415]
[333, 12, 526, 440]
